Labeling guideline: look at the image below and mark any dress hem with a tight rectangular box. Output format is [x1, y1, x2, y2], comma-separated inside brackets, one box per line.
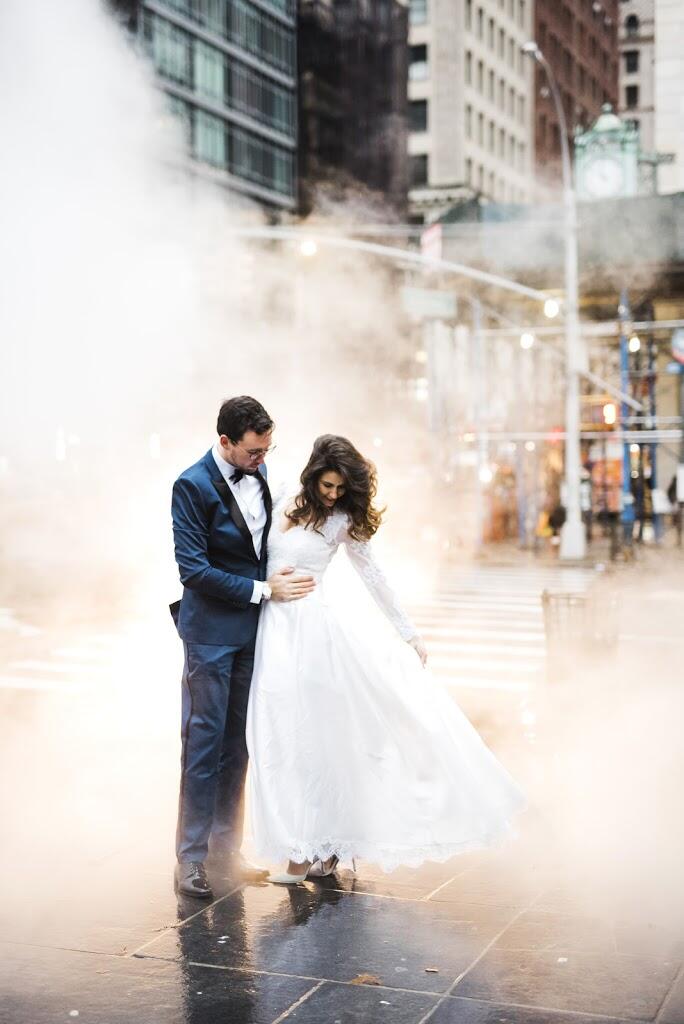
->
[252, 811, 526, 872]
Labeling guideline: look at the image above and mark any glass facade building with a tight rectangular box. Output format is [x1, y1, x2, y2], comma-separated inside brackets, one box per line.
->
[138, 0, 297, 208]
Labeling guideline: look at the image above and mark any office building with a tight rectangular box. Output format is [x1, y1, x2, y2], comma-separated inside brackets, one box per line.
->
[113, 0, 298, 209]
[407, 0, 535, 222]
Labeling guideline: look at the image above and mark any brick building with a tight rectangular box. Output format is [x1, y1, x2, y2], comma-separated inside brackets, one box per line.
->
[534, 0, 619, 187]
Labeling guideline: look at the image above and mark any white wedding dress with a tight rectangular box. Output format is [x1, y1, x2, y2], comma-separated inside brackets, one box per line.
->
[246, 504, 525, 871]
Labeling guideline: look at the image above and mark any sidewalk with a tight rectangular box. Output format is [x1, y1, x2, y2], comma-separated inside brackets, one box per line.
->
[3, 831, 683, 1024]
[1, 554, 683, 1024]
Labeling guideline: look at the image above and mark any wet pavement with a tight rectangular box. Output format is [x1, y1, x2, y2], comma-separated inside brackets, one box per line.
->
[2, 557, 684, 1023]
[2, 844, 683, 1024]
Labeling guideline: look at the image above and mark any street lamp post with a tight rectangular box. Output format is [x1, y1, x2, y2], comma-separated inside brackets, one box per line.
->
[523, 42, 586, 560]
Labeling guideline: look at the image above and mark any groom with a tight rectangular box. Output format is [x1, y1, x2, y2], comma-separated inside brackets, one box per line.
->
[170, 396, 315, 898]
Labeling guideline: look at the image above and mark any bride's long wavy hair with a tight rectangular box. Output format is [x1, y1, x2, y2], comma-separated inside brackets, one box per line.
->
[287, 435, 384, 541]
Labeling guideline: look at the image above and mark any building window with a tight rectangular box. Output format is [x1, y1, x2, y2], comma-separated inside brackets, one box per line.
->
[466, 50, 473, 84]
[625, 14, 639, 37]
[626, 118, 640, 134]
[499, 126, 505, 156]
[191, 109, 294, 196]
[410, 154, 429, 186]
[624, 50, 639, 74]
[478, 112, 484, 145]
[488, 17, 495, 48]
[477, 59, 484, 92]
[145, 13, 192, 86]
[625, 84, 639, 108]
[518, 0, 525, 27]
[488, 119, 495, 151]
[150, 0, 296, 76]
[195, 108, 226, 168]
[498, 28, 505, 58]
[488, 69, 495, 100]
[498, 77, 505, 108]
[518, 95, 525, 123]
[409, 99, 428, 132]
[195, 40, 224, 103]
[466, 157, 473, 184]
[466, 0, 472, 31]
[477, 6, 483, 39]
[409, 0, 428, 24]
[466, 104, 473, 138]
[409, 44, 429, 80]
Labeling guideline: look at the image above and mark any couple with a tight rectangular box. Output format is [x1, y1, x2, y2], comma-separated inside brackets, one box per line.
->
[170, 396, 524, 898]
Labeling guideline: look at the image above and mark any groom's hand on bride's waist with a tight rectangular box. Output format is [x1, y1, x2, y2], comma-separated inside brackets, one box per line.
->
[268, 566, 316, 602]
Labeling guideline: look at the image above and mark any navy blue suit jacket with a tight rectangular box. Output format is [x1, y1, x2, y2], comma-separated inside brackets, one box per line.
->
[170, 450, 272, 646]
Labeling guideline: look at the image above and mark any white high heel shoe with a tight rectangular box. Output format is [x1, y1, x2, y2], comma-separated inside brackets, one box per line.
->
[269, 862, 311, 885]
[307, 854, 339, 879]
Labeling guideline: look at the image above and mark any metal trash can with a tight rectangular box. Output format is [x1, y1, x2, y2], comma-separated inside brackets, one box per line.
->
[542, 587, 618, 683]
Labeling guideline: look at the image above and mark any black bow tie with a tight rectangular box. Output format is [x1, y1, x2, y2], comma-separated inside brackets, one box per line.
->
[230, 469, 244, 483]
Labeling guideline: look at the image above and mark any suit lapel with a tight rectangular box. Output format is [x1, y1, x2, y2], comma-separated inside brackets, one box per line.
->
[203, 450, 271, 568]
[210, 476, 259, 562]
[257, 466, 272, 568]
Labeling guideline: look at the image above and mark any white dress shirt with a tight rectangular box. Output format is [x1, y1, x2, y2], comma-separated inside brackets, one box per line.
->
[212, 443, 268, 604]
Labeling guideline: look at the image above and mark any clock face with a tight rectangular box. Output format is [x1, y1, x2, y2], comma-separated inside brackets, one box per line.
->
[583, 157, 626, 198]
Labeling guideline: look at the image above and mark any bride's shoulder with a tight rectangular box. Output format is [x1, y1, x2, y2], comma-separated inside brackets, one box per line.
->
[321, 509, 350, 544]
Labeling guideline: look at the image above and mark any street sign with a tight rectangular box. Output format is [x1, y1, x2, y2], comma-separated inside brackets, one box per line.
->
[672, 328, 684, 365]
[420, 223, 442, 261]
[400, 286, 457, 320]
[665, 361, 683, 375]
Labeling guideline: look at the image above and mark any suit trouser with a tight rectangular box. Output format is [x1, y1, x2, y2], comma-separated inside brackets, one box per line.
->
[176, 638, 256, 864]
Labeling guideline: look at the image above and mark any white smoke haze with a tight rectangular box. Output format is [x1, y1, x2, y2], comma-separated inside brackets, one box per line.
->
[0, 0, 682, 971]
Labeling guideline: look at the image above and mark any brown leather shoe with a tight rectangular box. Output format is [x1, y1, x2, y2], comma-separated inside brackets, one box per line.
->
[228, 852, 269, 881]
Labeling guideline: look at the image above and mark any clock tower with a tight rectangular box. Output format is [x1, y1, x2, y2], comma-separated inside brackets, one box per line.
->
[575, 104, 639, 201]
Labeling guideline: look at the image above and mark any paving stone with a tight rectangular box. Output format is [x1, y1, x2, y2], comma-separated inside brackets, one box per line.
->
[430, 996, 647, 1024]
[136, 884, 516, 994]
[493, 911, 617, 955]
[0, 942, 312, 1024]
[453, 947, 679, 1020]
[319, 873, 429, 901]
[658, 967, 684, 1024]
[0, 860, 247, 957]
[283, 980, 439, 1023]
[428, 863, 544, 910]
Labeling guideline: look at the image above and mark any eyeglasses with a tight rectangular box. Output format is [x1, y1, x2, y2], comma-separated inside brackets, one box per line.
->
[233, 441, 277, 460]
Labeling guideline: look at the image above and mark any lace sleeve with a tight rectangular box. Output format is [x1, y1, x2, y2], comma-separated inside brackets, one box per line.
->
[343, 531, 417, 642]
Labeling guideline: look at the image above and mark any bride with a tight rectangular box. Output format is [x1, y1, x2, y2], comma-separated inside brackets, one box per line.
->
[246, 434, 525, 883]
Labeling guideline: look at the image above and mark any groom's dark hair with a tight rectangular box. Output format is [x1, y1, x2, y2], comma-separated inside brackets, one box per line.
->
[217, 396, 274, 442]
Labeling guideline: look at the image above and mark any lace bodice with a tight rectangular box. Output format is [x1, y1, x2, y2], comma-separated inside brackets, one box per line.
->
[267, 503, 417, 642]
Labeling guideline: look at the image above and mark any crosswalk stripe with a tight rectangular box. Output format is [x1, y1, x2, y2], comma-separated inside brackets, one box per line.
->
[407, 564, 597, 694]
[0, 675, 85, 692]
[413, 623, 544, 637]
[9, 659, 109, 676]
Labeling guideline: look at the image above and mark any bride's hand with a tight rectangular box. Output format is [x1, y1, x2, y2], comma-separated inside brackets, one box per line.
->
[409, 636, 428, 667]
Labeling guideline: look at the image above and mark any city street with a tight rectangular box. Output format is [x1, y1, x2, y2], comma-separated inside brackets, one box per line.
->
[3, 0, 684, 1021]
[2, 554, 683, 1024]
